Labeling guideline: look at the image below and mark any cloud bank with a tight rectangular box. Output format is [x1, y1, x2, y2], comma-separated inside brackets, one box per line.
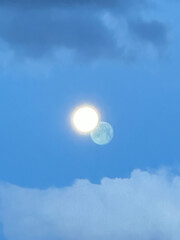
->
[0, 0, 148, 10]
[0, 0, 168, 61]
[1, 169, 180, 240]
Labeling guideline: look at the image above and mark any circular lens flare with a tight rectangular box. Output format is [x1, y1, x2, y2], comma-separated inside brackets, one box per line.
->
[72, 105, 100, 133]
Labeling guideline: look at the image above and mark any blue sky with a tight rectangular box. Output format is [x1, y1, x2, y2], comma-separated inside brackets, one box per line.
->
[0, 0, 180, 239]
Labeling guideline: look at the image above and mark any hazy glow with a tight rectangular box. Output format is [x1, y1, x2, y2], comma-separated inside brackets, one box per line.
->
[72, 105, 100, 133]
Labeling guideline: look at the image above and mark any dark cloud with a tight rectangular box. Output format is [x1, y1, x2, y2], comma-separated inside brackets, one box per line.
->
[0, 9, 122, 59]
[0, 0, 168, 61]
[0, 0, 147, 11]
[129, 19, 168, 48]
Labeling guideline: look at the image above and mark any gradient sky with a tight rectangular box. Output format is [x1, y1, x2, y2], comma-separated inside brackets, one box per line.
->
[0, 0, 180, 239]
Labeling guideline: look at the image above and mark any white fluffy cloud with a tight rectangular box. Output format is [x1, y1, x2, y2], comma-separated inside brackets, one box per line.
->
[1, 169, 180, 240]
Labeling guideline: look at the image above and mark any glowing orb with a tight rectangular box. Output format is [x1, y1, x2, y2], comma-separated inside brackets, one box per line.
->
[90, 121, 113, 145]
[72, 105, 100, 133]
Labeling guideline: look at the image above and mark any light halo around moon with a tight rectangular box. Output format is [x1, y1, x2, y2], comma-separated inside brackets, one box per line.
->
[71, 105, 100, 134]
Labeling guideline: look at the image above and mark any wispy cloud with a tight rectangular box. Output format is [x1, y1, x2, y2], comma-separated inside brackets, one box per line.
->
[0, 169, 180, 240]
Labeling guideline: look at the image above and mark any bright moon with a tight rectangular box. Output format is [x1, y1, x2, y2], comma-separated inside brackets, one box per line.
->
[72, 105, 100, 133]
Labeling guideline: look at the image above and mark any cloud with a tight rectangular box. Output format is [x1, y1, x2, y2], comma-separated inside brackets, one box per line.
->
[0, 0, 168, 62]
[0, 9, 120, 59]
[129, 19, 168, 48]
[0, 169, 180, 240]
[0, 0, 147, 11]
